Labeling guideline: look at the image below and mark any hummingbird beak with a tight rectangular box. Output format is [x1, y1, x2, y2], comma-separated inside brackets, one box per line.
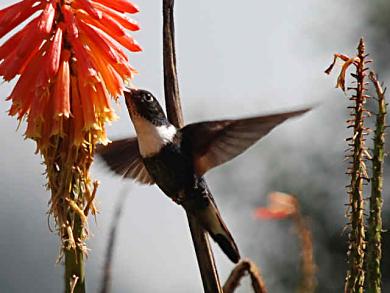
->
[124, 87, 139, 117]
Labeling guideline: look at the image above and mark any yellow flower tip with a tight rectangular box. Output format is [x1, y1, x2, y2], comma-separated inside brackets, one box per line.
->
[98, 136, 111, 146]
[97, 107, 119, 121]
[89, 128, 110, 146]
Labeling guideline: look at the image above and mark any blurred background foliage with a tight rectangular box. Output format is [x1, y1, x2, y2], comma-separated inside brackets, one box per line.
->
[1, 0, 390, 292]
[250, 1, 390, 291]
[368, 0, 390, 72]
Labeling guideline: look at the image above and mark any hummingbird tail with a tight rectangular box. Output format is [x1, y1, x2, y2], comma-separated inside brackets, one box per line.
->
[211, 229, 241, 264]
[187, 199, 240, 264]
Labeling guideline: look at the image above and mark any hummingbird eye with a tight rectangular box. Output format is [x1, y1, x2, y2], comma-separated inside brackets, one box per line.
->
[144, 94, 154, 103]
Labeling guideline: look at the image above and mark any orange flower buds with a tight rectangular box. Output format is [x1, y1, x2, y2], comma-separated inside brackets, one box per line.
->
[0, 0, 141, 148]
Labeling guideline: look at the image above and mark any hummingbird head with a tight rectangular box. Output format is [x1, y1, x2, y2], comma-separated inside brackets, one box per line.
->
[123, 88, 176, 157]
[124, 88, 169, 126]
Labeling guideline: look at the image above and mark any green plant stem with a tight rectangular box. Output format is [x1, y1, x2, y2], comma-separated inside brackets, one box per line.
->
[366, 72, 386, 293]
[65, 214, 86, 293]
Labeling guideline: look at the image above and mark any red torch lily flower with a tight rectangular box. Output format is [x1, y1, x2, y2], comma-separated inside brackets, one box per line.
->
[254, 192, 298, 220]
[254, 192, 317, 291]
[0, 1, 141, 290]
[1, 0, 141, 148]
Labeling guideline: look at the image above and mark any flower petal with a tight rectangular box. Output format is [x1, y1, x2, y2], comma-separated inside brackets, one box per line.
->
[254, 208, 292, 220]
[46, 27, 63, 79]
[75, 70, 97, 130]
[70, 75, 85, 146]
[7, 54, 40, 118]
[92, 55, 123, 97]
[0, 18, 44, 80]
[78, 16, 141, 52]
[75, 0, 102, 19]
[62, 4, 79, 41]
[38, 1, 55, 33]
[0, 23, 27, 60]
[116, 33, 142, 52]
[0, 0, 43, 38]
[91, 1, 140, 31]
[80, 29, 134, 81]
[77, 20, 124, 64]
[92, 0, 139, 14]
[77, 9, 125, 37]
[94, 81, 113, 114]
[71, 37, 99, 81]
[53, 52, 71, 118]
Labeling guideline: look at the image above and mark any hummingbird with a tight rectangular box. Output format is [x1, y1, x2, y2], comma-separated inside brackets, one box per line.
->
[97, 88, 309, 263]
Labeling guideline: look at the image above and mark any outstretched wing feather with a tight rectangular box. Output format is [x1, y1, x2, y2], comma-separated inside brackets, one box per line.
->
[181, 108, 309, 175]
[96, 137, 155, 185]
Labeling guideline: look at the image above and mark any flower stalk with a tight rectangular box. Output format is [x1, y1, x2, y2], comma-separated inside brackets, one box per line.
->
[255, 192, 316, 293]
[344, 38, 369, 293]
[366, 72, 386, 293]
[0, 1, 141, 292]
[326, 38, 371, 293]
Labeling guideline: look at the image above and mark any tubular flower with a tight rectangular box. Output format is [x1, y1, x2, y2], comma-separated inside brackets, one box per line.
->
[0, 1, 141, 290]
[1, 0, 141, 147]
[254, 192, 298, 220]
[255, 192, 317, 292]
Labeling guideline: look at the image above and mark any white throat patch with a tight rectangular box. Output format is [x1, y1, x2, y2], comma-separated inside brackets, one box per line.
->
[133, 116, 177, 157]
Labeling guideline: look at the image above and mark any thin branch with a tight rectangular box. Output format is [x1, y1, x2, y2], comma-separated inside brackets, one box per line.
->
[163, 0, 183, 128]
[99, 187, 130, 293]
[162, 1, 222, 292]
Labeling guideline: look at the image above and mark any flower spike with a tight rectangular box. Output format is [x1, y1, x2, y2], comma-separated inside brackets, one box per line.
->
[1, 0, 141, 147]
[0, 1, 141, 291]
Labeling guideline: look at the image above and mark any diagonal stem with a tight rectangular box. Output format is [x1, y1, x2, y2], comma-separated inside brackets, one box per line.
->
[162, 1, 222, 292]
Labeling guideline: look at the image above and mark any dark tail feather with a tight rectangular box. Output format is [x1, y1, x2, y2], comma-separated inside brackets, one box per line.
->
[211, 231, 240, 264]
[186, 197, 241, 264]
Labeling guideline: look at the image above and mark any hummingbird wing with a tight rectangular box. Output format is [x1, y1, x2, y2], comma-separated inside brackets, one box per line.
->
[181, 108, 310, 176]
[96, 137, 155, 185]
